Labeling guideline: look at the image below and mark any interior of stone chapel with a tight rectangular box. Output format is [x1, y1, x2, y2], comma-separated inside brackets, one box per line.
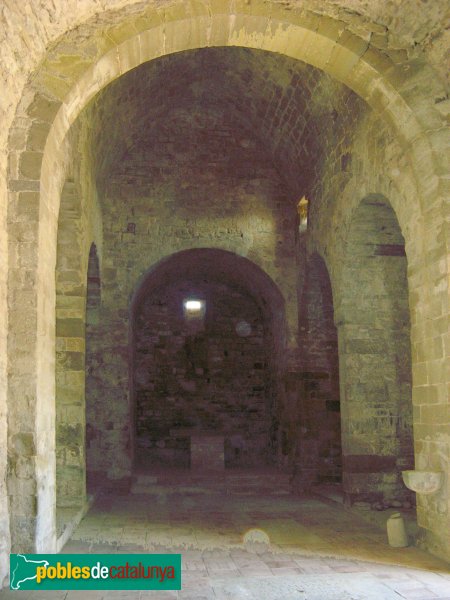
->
[1, 0, 449, 597]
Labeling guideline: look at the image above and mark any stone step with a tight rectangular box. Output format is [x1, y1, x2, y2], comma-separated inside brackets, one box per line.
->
[130, 483, 224, 495]
[227, 480, 291, 495]
[228, 488, 291, 496]
[135, 475, 158, 485]
[131, 470, 292, 496]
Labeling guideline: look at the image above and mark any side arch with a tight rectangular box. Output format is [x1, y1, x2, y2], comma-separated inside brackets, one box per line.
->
[335, 194, 413, 504]
[130, 248, 287, 338]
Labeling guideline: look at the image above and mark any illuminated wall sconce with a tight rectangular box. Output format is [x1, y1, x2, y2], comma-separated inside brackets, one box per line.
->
[297, 196, 309, 232]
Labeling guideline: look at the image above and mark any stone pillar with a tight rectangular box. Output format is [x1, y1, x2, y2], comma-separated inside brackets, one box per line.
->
[409, 234, 450, 560]
[7, 188, 57, 553]
[55, 304, 86, 508]
[86, 306, 132, 482]
[336, 320, 413, 505]
[55, 180, 88, 510]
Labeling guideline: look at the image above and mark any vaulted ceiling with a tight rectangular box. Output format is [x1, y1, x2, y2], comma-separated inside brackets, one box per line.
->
[84, 47, 364, 200]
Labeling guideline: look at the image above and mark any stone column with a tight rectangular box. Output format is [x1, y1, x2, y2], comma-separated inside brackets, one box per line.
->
[409, 226, 450, 560]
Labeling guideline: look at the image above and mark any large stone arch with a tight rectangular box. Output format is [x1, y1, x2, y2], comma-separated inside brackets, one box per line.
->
[3, 0, 448, 564]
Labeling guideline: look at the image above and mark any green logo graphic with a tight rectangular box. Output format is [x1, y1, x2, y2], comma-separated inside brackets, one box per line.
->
[10, 554, 182, 590]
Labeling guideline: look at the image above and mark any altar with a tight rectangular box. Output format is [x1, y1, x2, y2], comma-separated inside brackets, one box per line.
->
[170, 428, 225, 471]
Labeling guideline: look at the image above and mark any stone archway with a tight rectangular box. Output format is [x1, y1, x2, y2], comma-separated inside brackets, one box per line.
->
[336, 194, 413, 506]
[3, 0, 448, 566]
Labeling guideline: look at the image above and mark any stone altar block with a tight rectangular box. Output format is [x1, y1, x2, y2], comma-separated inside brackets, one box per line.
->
[191, 434, 225, 471]
[170, 429, 225, 471]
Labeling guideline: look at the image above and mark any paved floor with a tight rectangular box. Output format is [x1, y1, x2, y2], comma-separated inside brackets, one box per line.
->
[2, 492, 449, 599]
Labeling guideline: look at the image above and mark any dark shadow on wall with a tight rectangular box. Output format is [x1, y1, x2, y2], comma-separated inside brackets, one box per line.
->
[295, 252, 341, 490]
[85, 243, 101, 493]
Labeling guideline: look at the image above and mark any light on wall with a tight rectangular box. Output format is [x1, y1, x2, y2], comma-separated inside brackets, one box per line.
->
[183, 299, 206, 320]
[184, 300, 203, 311]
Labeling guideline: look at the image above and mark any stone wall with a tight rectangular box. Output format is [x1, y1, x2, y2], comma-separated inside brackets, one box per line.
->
[308, 107, 446, 551]
[134, 279, 275, 469]
[295, 251, 341, 487]
[55, 118, 102, 521]
[338, 196, 413, 503]
[0, 0, 449, 582]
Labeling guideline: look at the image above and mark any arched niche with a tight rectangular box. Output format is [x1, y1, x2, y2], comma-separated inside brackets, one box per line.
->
[336, 195, 413, 505]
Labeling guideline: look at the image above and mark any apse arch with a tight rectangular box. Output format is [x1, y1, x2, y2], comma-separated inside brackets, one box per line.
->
[130, 248, 287, 335]
[129, 248, 288, 470]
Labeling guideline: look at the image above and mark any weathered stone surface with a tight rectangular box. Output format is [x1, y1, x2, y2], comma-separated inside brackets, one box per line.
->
[343, 454, 397, 473]
[133, 278, 274, 469]
[18, 152, 43, 180]
[0, 0, 448, 587]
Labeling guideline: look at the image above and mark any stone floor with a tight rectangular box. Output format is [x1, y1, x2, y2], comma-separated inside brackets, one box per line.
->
[2, 491, 449, 599]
